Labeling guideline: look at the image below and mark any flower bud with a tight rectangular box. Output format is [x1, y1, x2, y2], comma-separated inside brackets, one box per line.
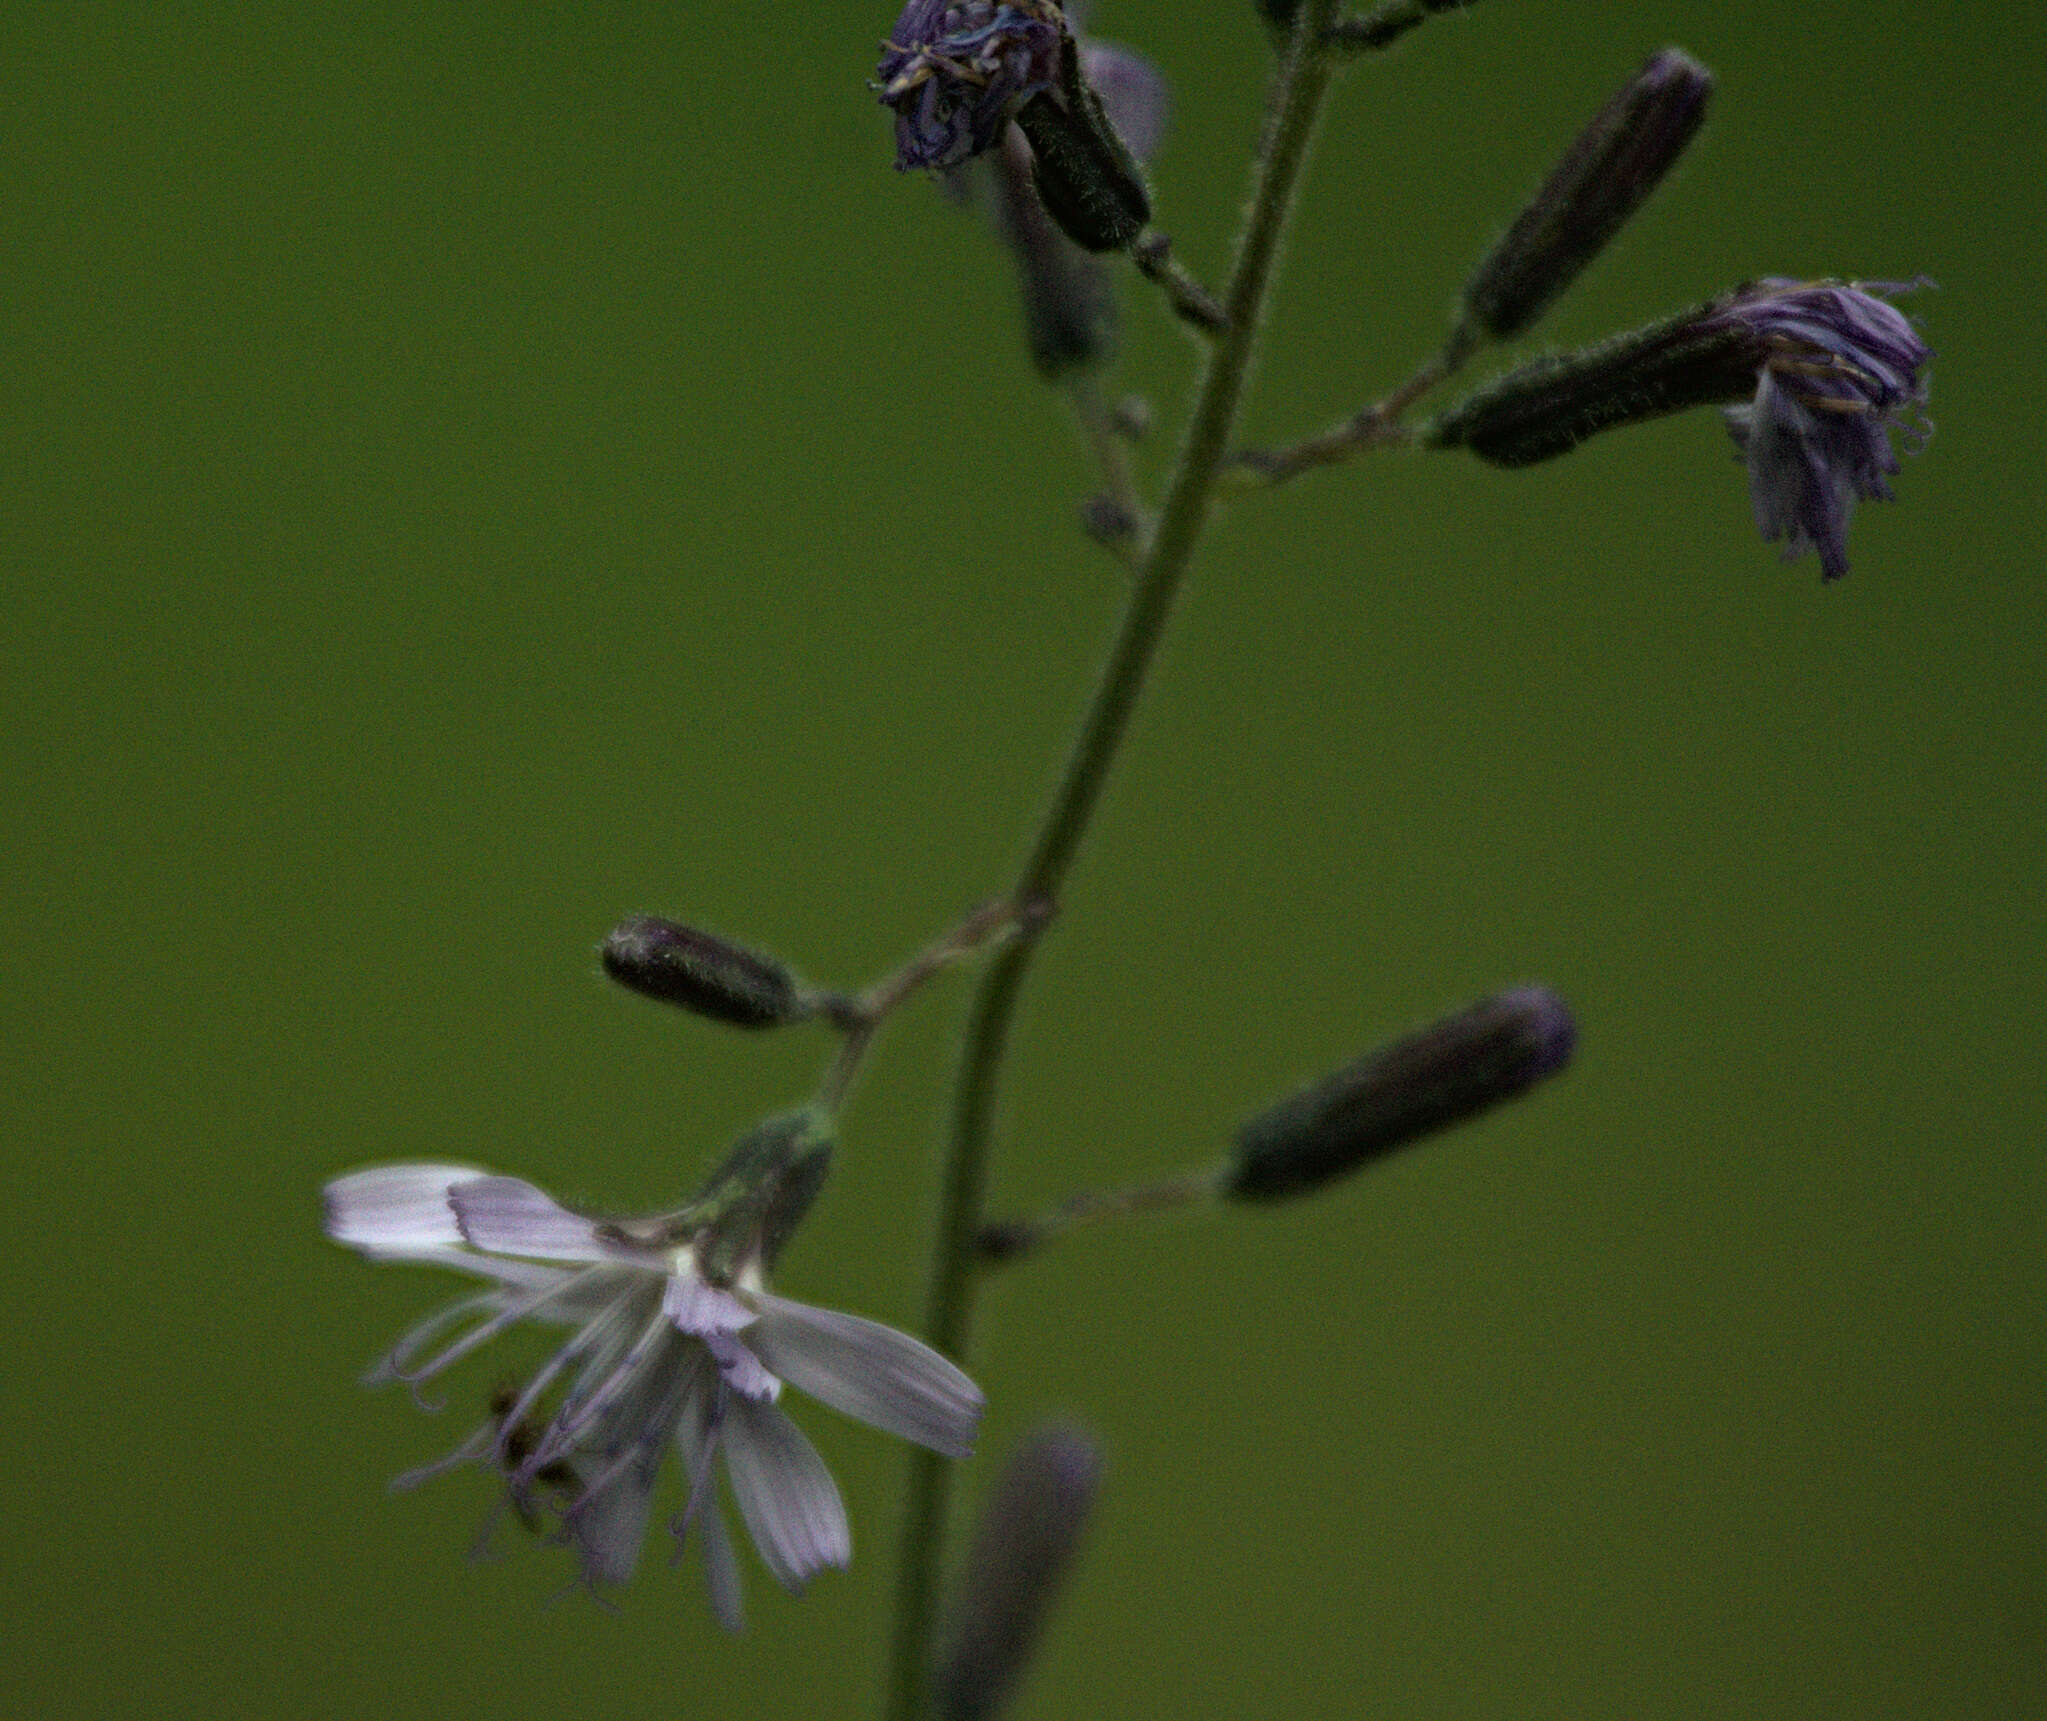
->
[1464, 49, 1713, 341]
[1424, 297, 1759, 466]
[689, 1111, 834, 1283]
[600, 915, 811, 1029]
[934, 1425, 1103, 1721]
[1011, 30, 1151, 253]
[1225, 987, 1575, 1202]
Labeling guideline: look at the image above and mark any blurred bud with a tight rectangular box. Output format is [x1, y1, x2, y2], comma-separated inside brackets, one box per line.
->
[983, 126, 1118, 376]
[600, 915, 810, 1029]
[1464, 49, 1713, 340]
[1078, 492, 1138, 549]
[1011, 29, 1152, 253]
[1225, 987, 1575, 1202]
[934, 1425, 1103, 1721]
[688, 1111, 834, 1284]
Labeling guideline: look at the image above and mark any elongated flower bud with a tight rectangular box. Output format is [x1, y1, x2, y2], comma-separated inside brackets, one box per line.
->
[1011, 29, 1151, 253]
[1426, 298, 1755, 466]
[934, 1425, 1103, 1721]
[1464, 49, 1713, 340]
[600, 915, 811, 1029]
[1225, 987, 1575, 1202]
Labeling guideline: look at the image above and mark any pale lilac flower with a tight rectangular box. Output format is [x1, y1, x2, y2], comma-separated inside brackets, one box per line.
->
[1706, 279, 1932, 580]
[324, 1161, 982, 1627]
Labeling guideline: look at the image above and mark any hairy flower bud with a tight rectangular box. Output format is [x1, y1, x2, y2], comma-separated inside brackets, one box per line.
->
[1464, 49, 1713, 341]
[600, 915, 810, 1029]
[934, 1425, 1103, 1721]
[1010, 28, 1151, 252]
[1225, 987, 1576, 1202]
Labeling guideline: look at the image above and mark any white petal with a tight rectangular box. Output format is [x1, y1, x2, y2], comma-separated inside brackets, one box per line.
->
[662, 1272, 753, 1335]
[721, 1396, 850, 1594]
[449, 1176, 609, 1261]
[745, 1296, 984, 1458]
[323, 1164, 486, 1255]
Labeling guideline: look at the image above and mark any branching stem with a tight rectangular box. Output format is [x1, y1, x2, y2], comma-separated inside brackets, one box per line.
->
[880, 9, 1350, 1717]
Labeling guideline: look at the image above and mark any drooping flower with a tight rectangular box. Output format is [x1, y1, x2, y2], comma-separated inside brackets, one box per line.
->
[323, 1126, 982, 1627]
[1428, 278, 1932, 580]
[1706, 279, 1932, 581]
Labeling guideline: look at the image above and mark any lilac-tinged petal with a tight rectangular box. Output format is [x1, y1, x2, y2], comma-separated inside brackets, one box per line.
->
[698, 1489, 745, 1632]
[746, 1295, 984, 1458]
[568, 1447, 662, 1588]
[449, 1176, 609, 1261]
[324, 1164, 485, 1254]
[705, 1331, 781, 1404]
[721, 1395, 851, 1592]
[1081, 42, 1167, 163]
[662, 1272, 753, 1336]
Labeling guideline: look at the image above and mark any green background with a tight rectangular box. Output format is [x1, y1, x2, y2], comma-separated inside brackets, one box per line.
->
[6, 2, 2041, 1716]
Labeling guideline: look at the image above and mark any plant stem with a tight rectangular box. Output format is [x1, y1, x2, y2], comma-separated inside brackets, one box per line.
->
[881, 12, 1347, 1718]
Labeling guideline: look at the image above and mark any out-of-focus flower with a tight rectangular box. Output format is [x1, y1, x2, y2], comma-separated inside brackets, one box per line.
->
[879, 1, 1068, 172]
[1707, 279, 1932, 581]
[1428, 279, 1932, 579]
[323, 1119, 982, 1627]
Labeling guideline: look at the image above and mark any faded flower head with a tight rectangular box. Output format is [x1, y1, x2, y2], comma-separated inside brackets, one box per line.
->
[879, 1, 1068, 171]
[1429, 277, 1932, 580]
[323, 1118, 982, 1628]
[1705, 279, 1932, 581]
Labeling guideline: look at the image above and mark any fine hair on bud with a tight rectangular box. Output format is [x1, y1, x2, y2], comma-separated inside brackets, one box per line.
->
[1226, 986, 1576, 1201]
[1464, 49, 1713, 341]
[599, 915, 808, 1029]
[1011, 29, 1151, 252]
[934, 1425, 1103, 1721]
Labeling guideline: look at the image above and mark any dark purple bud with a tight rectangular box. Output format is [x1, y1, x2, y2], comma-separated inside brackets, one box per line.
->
[1010, 28, 1151, 253]
[934, 1425, 1103, 1721]
[1429, 279, 1932, 579]
[1225, 987, 1576, 1202]
[600, 915, 809, 1029]
[1465, 49, 1713, 340]
[878, 2, 1068, 172]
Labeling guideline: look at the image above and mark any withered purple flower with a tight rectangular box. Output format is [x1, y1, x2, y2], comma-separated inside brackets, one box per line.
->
[324, 1150, 982, 1627]
[1430, 277, 1932, 580]
[879, 1, 1068, 171]
[1707, 279, 1932, 581]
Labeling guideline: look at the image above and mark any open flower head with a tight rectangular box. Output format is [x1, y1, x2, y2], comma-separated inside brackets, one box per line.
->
[323, 1129, 982, 1628]
[1706, 278, 1932, 580]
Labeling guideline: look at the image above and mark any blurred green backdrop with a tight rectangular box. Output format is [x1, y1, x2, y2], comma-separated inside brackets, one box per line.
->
[5, 2, 2042, 1717]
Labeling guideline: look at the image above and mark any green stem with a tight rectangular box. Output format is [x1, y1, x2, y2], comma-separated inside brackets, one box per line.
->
[880, 12, 1347, 1718]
